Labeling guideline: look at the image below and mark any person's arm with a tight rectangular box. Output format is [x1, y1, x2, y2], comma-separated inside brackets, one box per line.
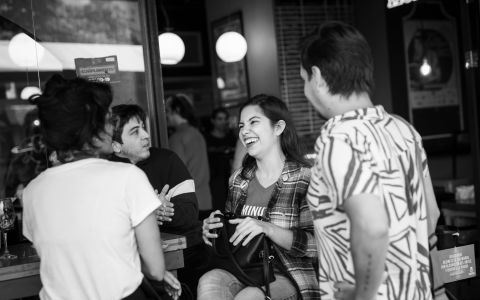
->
[165, 193, 198, 228]
[262, 169, 316, 254]
[344, 193, 389, 300]
[135, 212, 165, 281]
[286, 168, 317, 257]
[260, 221, 294, 249]
[161, 151, 199, 228]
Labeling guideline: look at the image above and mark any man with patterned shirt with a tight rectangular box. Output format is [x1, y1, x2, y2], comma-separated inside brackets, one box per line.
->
[299, 21, 439, 300]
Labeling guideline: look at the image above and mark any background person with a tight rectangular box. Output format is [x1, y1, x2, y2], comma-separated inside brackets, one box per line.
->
[300, 21, 438, 300]
[22, 75, 180, 300]
[166, 94, 212, 219]
[110, 104, 210, 299]
[204, 107, 236, 211]
[199, 94, 320, 300]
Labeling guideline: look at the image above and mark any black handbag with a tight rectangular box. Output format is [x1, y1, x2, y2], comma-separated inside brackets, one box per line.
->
[211, 212, 276, 299]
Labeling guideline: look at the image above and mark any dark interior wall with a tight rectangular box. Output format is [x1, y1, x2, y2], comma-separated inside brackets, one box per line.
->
[205, 0, 281, 99]
[159, 0, 214, 118]
[383, 0, 473, 180]
[354, 0, 393, 111]
[158, 0, 211, 78]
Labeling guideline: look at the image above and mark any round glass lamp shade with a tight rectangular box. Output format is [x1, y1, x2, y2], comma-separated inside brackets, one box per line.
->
[158, 32, 185, 65]
[8, 33, 45, 68]
[215, 31, 247, 63]
[20, 86, 42, 100]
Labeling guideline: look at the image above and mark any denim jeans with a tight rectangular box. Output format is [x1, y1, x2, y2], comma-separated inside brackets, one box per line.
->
[197, 268, 298, 300]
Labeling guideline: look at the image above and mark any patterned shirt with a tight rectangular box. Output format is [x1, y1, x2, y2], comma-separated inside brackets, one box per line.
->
[307, 106, 432, 300]
[227, 161, 320, 299]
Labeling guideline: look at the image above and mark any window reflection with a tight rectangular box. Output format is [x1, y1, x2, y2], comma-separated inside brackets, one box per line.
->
[0, 0, 154, 243]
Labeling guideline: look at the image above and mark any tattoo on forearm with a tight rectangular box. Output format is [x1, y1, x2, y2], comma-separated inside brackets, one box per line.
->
[363, 254, 372, 292]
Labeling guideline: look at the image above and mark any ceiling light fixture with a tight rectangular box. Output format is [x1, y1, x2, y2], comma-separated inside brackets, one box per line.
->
[215, 31, 247, 63]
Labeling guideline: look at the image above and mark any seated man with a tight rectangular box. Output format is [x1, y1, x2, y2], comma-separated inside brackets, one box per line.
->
[110, 104, 209, 299]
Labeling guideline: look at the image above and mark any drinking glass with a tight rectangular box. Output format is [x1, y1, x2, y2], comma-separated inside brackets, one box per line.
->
[0, 197, 17, 260]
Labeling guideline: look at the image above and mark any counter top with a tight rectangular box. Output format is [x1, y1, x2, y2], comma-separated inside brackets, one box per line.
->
[0, 232, 187, 282]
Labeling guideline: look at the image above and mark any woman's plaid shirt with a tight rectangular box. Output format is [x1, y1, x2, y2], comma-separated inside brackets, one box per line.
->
[226, 161, 320, 299]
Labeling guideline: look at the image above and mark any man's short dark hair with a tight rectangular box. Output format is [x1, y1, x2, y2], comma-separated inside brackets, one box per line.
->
[166, 94, 199, 128]
[300, 21, 374, 98]
[111, 104, 147, 143]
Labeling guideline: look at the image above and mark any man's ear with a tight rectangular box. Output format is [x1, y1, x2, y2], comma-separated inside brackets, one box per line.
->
[311, 66, 326, 88]
[274, 120, 286, 136]
[112, 141, 122, 154]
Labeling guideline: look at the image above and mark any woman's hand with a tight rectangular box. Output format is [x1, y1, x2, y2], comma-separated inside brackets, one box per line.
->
[155, 185, 174, 225]
[229, 217, 269, 246]
[202, 210, 224, 246]
[163, 271, 182, 300]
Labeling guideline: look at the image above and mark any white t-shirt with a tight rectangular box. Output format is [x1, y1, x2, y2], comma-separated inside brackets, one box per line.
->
[23, 158, 160, 300]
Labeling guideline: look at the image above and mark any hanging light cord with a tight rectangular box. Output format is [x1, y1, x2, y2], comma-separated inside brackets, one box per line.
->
[30, 0, 41, 89]
[159, 0, 172, 31]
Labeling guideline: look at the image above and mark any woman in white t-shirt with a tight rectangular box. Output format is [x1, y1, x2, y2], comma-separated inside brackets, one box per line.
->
[23, 74, 180, 300]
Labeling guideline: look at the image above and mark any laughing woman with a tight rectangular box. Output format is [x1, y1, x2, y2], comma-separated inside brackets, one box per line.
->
[198, 94, 320, 300]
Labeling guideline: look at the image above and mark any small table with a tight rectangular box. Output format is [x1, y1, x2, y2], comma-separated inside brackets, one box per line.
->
[0, 232, 186, 300]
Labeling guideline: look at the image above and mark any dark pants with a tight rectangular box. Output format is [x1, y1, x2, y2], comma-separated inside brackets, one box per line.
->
[177, 243, 213, 300]
[122, 285, 147, 300]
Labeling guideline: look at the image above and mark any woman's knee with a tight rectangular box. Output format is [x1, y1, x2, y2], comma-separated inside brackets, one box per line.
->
[198, 269, 243, 299]
[198, 269, 224, 286]
[234, 287, 264, 300]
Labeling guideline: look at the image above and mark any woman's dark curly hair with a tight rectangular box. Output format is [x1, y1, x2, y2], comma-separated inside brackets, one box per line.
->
[31, 74, 112, 160]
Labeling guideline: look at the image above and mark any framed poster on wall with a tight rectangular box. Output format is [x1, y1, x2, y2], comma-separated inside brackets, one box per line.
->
[211, 11, 249, 108]
[402, 3, 463, 138]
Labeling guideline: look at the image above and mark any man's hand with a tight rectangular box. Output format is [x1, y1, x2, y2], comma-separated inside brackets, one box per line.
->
[155, 185, 174, 225]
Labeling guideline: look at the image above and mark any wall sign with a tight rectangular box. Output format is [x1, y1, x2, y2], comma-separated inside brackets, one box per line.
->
[74, 55, 120, 84]
[435, 244, 476, 283]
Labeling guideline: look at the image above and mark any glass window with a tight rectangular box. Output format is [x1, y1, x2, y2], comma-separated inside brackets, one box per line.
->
[0, 0, 157, 242]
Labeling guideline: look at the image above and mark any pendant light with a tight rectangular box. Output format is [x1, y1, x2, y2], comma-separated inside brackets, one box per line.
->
[215, 31, 247, 63]
[418, 22, 432, 77]
[158, 1, 185, 65]
[8, 33, 45, 68]
[20, 86, 42, 100]
[159, 32, 185, 65]
[420, 58, 432, 76]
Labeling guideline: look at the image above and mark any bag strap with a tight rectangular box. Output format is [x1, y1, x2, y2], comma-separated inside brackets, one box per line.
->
[219, 223, 273, 300]
[263, 238, 273, 298]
